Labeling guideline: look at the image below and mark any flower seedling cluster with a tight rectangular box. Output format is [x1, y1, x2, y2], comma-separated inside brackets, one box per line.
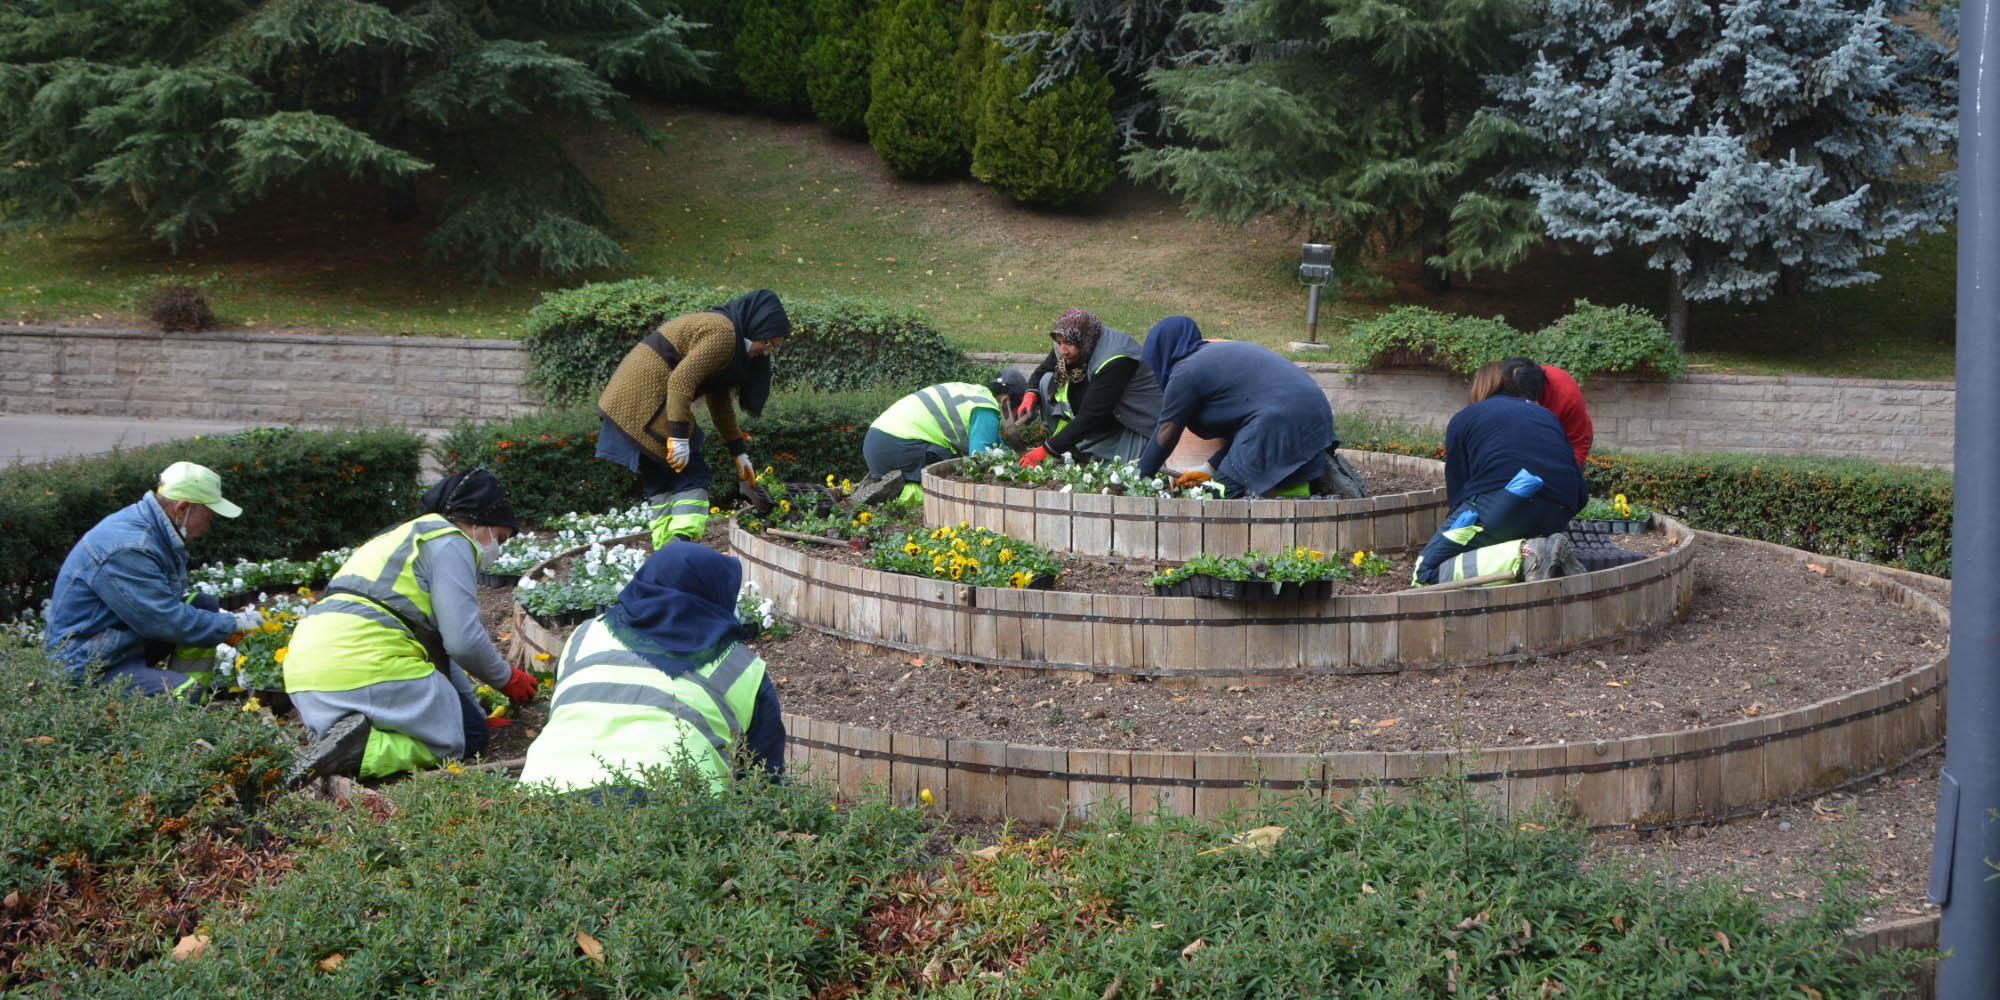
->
[1149, 548, 1392, 588]
[211, 589, 314, 693]
[190, 548, 351, 600]
[1578, 494, 1651, 523]
[734, 468, 912, 541]
[869, 522, 1064, 588]
[956, 448, 1222, 499]
[516, 541, 649, 620]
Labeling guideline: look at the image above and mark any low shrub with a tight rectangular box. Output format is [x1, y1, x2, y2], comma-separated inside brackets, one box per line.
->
[734, 0, 810, 111]
[865, 0, 968, 177]
[433, 390, 906, 522]
[1333, 415, 1953, 576]
[144, 282, 216, 332]
[1348, 302, 1687, 381]
[0, 427, 424, 619]
[802, 0, 878, 135]
[522, 278, 980, 409]
[969, 0, 1118, 207]
[0, 642, 297, 986]
[52, 767, 932, 997]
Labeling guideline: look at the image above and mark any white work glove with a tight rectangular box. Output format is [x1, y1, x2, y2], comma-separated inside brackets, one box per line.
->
[231, 607, 263, 633]
[735, 453, 756, 483]
[665, 437, 691, 472]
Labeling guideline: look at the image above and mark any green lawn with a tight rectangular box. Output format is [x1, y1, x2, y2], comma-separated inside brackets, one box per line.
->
[0, 105, 1957, 379]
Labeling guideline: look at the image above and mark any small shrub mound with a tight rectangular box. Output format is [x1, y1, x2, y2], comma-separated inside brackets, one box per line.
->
[144, 282, 216, 332]
[522, 278, 979, 409]
[1349, 301, 1687, 380]
[0, 641, 298, 987]
[0, 426, 424, 619]
[1334, 414, 1952, 576]
[434, 389, 904, 522]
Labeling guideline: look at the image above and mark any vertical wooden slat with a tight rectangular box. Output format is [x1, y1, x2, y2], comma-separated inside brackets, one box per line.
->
[1295, 500, 1338, 557]
[1093, 594, 1144, 671]
[1195, 753, 1261, 821]
[1195, 598, 1248, 678]
[1249, 499, 1291, 555]
[1298, 597, 1349, 670]
[1441, 587, 1491, 666]
[1035, 489, 1073, 554]
[1015, 587, 1048, 665]
[1130, 751, 1195, 820]
[839, 723, 891, 802]
[949, 738, 1009, 821]
[1371, 500, 1408, 553]
[1671, 724, 1725, 823]
[1487, 586, 1529, 658]
[1150, 597, 1201, 671]
[986, 584, 1024, 665]
[1565, 739, 1626, 828]
[1325, 751, 1388, 809]
[1711, 718, 1770, 815]
[1501, 744, 1572, 819]
[1347, 594, 1398, 670]
[1069, 749, 1134, 821]
[1617, 734, 1676, 827]
[1203, 499, 1253, 557]
[1008, 744, 1071, 827]
[1255, 752, 1326, 806]
[1109, 494, 1157, 561]
[1070, 492, 1113, 556]
[1559, 573, 1597, 647]
[1040, 591, 1093, 671]
[1343, 496, 1379, 554]
[1516, 579, 1564, 651]
[894, 731, 949, 814]
[1157, 498, 1203, 563]
[1003, 486, 1037, 541]
[803, 716, 844, 791]
[1394, 590, 1447, 668]
[1242, 593, 1299, 674]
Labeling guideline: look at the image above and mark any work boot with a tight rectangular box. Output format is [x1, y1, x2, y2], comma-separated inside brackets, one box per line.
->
[1556, 537, 1589, 578]
[1520, 533, 1575, 583]
[285, 713, 372, 787]
[849, 470, 905, 508]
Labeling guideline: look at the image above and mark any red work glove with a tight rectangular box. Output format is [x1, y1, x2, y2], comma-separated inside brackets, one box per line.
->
[1018, 446, 1049, 468]
[500, 667, 539, 704]
[485, 716, 514, 729]
[1014, 391, 1037, 421]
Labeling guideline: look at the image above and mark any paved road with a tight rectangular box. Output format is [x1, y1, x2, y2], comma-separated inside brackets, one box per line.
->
[0, 415, 448, 473]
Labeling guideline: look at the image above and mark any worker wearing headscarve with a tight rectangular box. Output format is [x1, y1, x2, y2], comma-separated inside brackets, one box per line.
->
[520, 542, 784, 795]
[1015, 308, 1164, 467]
[283, 469, 540, 784]
[596, 289, 790, 548]
[1135, 318, 1342, 499]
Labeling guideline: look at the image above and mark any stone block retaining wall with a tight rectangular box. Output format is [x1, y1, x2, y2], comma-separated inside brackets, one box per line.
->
[0, 328, 1952, 466]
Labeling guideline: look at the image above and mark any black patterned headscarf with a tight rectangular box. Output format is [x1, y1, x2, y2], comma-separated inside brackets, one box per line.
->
[420, 468, 519, 532]
[708, 289, 790, 418]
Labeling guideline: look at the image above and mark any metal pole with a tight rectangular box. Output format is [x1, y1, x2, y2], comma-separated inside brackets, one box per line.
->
[1305, 284, 1323, 344]
[1934, 0, 2000, 992]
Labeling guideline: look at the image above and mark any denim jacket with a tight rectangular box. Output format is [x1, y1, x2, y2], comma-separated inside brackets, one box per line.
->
[43, 493, 236, 682]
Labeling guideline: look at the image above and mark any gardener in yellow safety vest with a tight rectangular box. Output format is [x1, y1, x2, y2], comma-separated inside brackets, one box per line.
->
[595, 289, 789, 549]
[282, 469, 542, 784]
[850, 371, 1028, 507]
[518, 541, 783, 795]
[1013, 308, 1163, 468]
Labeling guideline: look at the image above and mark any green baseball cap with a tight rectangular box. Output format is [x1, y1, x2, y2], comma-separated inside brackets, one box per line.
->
[157, 461, 242, 518]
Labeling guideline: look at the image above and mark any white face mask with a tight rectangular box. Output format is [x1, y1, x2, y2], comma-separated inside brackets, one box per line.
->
[478, 536, 500, 569]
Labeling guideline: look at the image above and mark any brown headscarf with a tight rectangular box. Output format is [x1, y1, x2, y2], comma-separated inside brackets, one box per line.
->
[1050, 309, 1104, 385]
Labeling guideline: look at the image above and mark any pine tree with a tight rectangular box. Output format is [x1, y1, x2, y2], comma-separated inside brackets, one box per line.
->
[803, 0, 878, 135]
[1488, 0, 1957, 344]
[993, 0, 1215, 145]
[1124, 0, 1546, 291]
[736, 0, 811, 112]
[0, 0, 706, 283]
[970, 0, 1118, 207]
[864, 0, 966, 177]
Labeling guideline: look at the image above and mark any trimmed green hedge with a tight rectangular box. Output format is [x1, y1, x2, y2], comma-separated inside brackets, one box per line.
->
[1349, 301, 1688, 381]
[433, 389, 906, 523]
[1335, 415, 1952, 577]
[0, 427, 424, 618]
[522, 278, 981, 410]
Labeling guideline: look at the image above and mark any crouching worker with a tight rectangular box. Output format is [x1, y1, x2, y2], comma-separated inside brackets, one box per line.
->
[851, 370, 1029, 506]
[1411, 365, 1588, 586]
[1014, 308, 1163, 467]
[518, 542, 784, 796]
[44, 461, 261, 699]
[283, 469, 541, 785]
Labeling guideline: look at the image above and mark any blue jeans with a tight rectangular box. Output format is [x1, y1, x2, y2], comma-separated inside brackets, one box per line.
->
[459, 689, 492, 759]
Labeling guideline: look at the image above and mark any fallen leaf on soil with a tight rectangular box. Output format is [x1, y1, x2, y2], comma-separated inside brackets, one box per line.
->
[1180, 938, 1205, 961]
[909, 656, 926, 667]
[971, 845, 1004, 861]
[1361, 883, 1377, 894]
[1713, 931, 1730, 953]
[920, 954, 944, 985]
[1150, 922, 1166, 930]
[1241, 736, 1258, 745]
[21, 736, 53, 744]
[1199, 825, 1285, 856]
[172, 935, 209, 960]
[1611, 914, 1625, 932]
[1605, 681, 1623, 687]
[576, 931, 605, 964]
[1741, 702, 1765, 717]
[1800, 986, 1824, 1000]
[1807, 563, 1828, 574]
[1225, 685, 1249, 693]
[1373, 718, 1399, 728]
[318, 952, 345, 973]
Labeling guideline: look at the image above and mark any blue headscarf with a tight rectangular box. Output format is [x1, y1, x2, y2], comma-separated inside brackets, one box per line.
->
[600, 541, 749, 677]
[1140, 316, 1207, 389]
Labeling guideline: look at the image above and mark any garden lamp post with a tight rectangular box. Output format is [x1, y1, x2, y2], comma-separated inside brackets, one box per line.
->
[1291, 242, 1335, 353]
[1934, 0, 2000, 993]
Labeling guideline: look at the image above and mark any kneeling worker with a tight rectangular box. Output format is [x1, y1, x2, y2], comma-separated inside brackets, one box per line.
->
[283, 469, 541, 784]
[44, 461, 260, 698]
[1014, 308, 1163, 467]
[852, 371, 1028, 505]
[519, 542, 784, 794]
[1411, 366, 1588, 586]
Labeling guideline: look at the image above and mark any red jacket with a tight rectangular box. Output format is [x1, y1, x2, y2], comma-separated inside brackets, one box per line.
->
[1540, 365, 1593, 466]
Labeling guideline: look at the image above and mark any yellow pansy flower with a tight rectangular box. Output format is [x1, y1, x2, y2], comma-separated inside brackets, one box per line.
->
[273, 647, 288, 664]
[857, 511, 872, 525]
[1008, 571, 1032, 588]
[997, 548, 1013, 564]
[920, 787, 934, 806]
[1352, 551, 1365, 567]
[904, 542, 922, 556]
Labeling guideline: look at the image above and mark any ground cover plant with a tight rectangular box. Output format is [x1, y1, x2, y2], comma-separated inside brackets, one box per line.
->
[953, 447, 1223, 498]
[1147, 547, 1396, 593]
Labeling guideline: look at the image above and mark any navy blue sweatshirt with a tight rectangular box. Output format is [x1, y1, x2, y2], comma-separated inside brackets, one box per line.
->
[1443, 396, 1587, 512]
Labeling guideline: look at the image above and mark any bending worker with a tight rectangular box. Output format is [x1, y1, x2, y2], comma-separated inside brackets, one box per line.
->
[519, 542, 784, 795]
[1411, 367, 1588, 586]
[851, 371, 1028, 506]
[283, 469, 541, 784]
[44, 461, 260, 698]
[596, 289, 789, 548]
[1499, 357, 1593, 466]
[1133, 317, 1344, 498]
[1014, 308, 1163, 467]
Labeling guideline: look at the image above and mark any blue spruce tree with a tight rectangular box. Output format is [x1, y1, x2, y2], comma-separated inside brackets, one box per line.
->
[1488, 0, 1957, 344]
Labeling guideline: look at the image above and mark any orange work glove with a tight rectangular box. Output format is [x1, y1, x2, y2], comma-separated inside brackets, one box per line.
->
[1173, 469, 1212, 490]
[1014, 391, 1038, 421]
[500, 667, 539, 704]
[1018, 446, 1049, 468]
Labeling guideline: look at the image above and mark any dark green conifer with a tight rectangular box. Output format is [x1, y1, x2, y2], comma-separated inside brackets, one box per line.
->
[970, 0, 1117, 207]
[802, 0, 878, 135]
[863, 0, 966, 178]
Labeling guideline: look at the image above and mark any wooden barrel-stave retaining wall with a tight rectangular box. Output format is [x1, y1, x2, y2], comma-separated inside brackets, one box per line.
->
[507, 530, 1946, 831]
[728, 515, 1699, 678]
[921, 450, 1448, 560]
